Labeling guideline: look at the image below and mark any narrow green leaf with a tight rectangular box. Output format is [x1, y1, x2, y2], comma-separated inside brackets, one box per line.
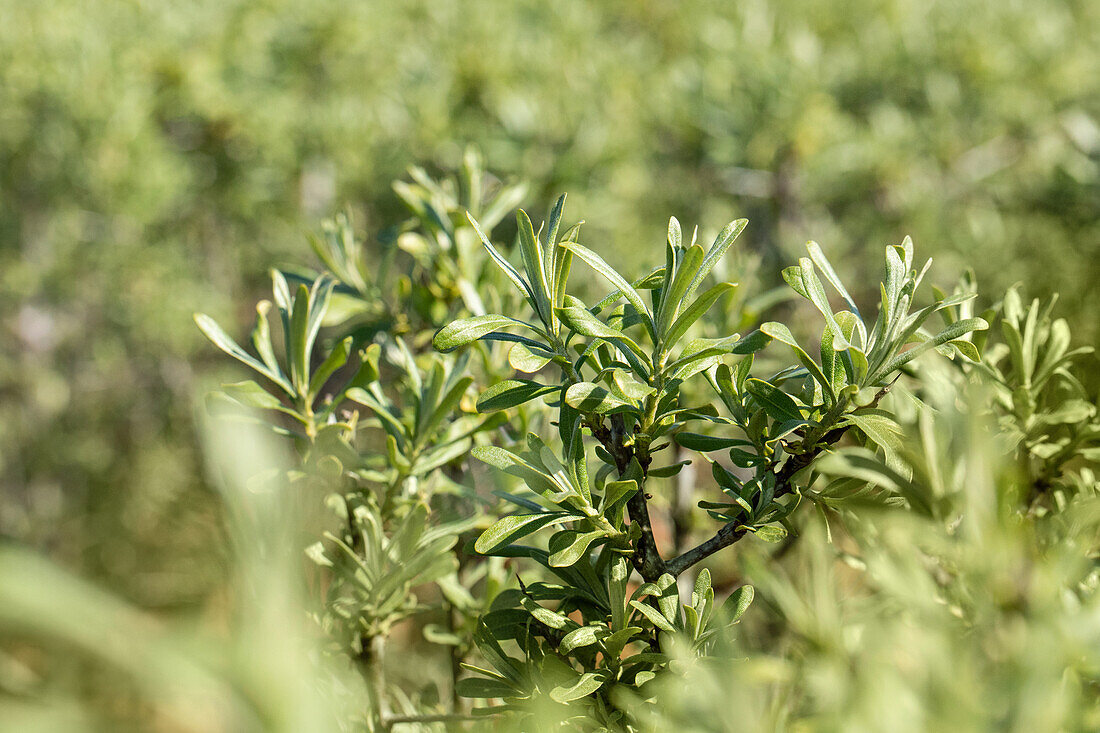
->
[745, 378, 803, 422]
[251, 300, 281, 378]
[752, 525, 787, 542]
[630, 600, 676, 632]
[517, 209, 552, 323]
[667, 216, 682, 250]
[271, 269, 292, 320]
[456, 677, 517, 699]
[565, 382, 633, 414]
[841, 411, 903, 459]
[882, 245, 907, 327]
[647, 461, 691, 478]
[610, 370, 655, 402]
[346, 389, 406, 446]
[666, 331, 770, 377]
[554, 246, 575, 310]
[548, 529, 609, 567]
[475, 513, 567, 554]
[559, 625, 609, 654]
[950, 339, 980, 362]
[782, 266, 810, 299]
[760, 322, 834, 402]
[685, 218, 747, 302]
[550, 671, 608, 703]
[799, 258, 851, 351]
[433, 314, 538, 352]
[545, 194, 567, 293]
[655, 574, 679, 623]
[806, 241, 864, 338]
[290, 284, 311, 393]
[467, 212, 538, 308]
[693, 568, 712, 607]
[509, 342, 552, 372]
[722, 585, 754, 623]
[664, 282, 737, 347]
[869, 317, 988, 384]
[194, 313, 292, 393]
[818, 448, 932, 516]
[304, 275, 336, 364]
[413, 438, 474, 475]
[601, 480, 639, 514]
[308, 336, 352, 397]
[674, 433, 751, 452]
[608, 555, 630, 632]
[476, 380, 557, 412]
[658, 243, 705, 330]
[423, 375, 474, 437]
[470, 445, 523, 471]
[562, 241, 656, 340]
[520, 596, 576, 630]
[557, 306, 643, 358]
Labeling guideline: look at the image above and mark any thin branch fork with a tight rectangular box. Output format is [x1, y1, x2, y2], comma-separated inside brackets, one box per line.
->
[587, 380, 891, 580]
[665, 423, 851, 578]
[586, 414, 668, 581]
[665, 522, 748, 577]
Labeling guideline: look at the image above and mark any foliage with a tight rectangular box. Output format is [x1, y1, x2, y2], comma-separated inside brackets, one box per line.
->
[429, 191, 985, 727]
[5, 141, 1100, 729]
[4, 2, 1100, 720]
[4, 0, 1099, 615]
[187, 155, 990, 728]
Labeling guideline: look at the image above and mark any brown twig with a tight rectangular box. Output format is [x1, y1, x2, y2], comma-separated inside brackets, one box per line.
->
[665, 424, 850, 578]
[586, 414, 668, 582]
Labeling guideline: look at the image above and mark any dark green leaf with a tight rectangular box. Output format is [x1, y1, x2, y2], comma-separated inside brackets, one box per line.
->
[752, 525, 787, 542]
[194, 313, 292, 393]
[674, 433, 751, 452]
[869, 317, 988, 383]
[308, 336, 352, 396]
[664, 282, 737, 347]
[745, 378, 803, 422]
[517, 209, 552, 322]
[456, 677, 518, 699]
[509, 342, 552, 373]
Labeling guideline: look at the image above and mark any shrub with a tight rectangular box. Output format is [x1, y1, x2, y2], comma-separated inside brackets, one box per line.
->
[3, 156, 1097, 731]
[190, 158, 1001, 729]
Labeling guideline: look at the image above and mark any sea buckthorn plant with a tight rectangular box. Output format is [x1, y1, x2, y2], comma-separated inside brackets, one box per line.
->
[193, 157, 1012, 730]
[432, 197, 986, 727]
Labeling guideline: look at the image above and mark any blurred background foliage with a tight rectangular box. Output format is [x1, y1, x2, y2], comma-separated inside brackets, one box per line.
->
[1, 0, 1099, 727]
